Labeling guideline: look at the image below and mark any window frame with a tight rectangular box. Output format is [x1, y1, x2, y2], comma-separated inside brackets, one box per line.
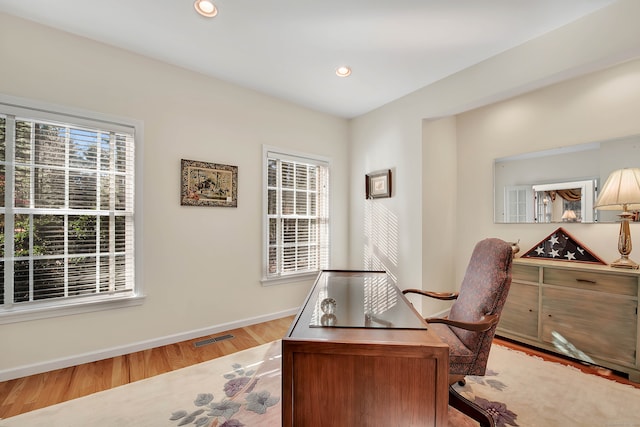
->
[261, 145, 330, 285]
[0, 93, 144, 324]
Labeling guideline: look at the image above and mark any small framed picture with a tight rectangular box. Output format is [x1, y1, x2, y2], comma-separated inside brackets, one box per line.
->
[181, 159, 238, 207]
[365, 169, 392, 199]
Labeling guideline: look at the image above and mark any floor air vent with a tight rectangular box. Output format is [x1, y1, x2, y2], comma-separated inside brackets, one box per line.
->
[194, 334, 235, 348]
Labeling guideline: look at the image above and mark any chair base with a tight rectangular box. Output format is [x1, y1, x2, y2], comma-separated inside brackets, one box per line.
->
[449, 384, 495, 427]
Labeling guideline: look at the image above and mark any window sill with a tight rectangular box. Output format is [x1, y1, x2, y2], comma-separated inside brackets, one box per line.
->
[0, 294, 146, 325]
[261, 272, 318, 287]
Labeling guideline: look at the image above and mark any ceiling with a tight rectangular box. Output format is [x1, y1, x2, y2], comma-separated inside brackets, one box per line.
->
[0, 0, 618, 118]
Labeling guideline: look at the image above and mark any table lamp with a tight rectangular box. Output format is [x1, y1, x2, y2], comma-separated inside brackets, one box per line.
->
[561, 210, 577, 222]
[594, 168, 640, 269]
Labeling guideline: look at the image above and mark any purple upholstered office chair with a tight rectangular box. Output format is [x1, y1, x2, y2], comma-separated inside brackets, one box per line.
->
[403, 238, 514, 427]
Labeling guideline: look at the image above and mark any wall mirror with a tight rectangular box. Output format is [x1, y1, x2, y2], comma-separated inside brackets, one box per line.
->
[494, 135, 640, 224]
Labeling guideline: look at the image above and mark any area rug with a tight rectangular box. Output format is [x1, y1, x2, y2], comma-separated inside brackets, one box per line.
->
[0, 341, 283, 427]
[453, 346, 640, 427]
[2, 341, 640, 426]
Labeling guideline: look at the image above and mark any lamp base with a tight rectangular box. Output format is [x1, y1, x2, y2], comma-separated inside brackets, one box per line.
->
[610, 256, 639, 269]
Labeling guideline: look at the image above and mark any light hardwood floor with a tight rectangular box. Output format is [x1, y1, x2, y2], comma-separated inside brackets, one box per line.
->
[1, 316, 637, 420]
[0, 315, 295, 419]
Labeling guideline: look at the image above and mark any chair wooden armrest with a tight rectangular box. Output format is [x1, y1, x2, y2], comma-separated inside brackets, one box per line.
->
[425, 314, 499, 332]
[402, 288, 459, 300]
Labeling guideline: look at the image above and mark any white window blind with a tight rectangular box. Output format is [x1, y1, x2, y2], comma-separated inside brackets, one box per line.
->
[265, 149, 329, 280]
[0, 104, 136, 315]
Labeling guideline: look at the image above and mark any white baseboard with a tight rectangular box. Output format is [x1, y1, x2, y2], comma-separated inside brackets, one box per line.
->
[0, 308, 298, 382]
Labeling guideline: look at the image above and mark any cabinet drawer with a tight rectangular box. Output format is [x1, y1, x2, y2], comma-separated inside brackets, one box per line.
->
[543, 268, 637, 296]
[512, 264, 539, 283]
[541, 287, 637, 366]
[499, 282, 539, 338]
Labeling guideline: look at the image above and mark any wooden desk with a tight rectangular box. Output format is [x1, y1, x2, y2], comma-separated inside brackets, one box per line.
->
[282, 270, 449, 426]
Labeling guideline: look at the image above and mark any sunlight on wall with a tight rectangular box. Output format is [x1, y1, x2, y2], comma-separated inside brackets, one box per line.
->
[363, 200, 399, 283]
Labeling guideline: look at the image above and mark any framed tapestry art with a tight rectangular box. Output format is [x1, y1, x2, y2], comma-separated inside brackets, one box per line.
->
[181, 159, 238, 207]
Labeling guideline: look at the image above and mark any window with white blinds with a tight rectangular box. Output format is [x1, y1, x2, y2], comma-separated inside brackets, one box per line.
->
[264, 148, 329, 281]
[0, 99, 138, 320]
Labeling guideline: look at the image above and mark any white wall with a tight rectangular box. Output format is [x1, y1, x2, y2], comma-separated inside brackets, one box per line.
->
[0, 13, 349, 377]
[350, 0, 640, 316]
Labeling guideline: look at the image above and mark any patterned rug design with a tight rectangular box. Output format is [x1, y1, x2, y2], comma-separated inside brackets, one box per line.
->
[168, 342, 281, 427]
[453, 346, 640, 427]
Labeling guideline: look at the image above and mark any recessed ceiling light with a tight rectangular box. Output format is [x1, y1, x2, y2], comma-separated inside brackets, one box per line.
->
[336, 66, 352, 77]
[194, 0, 218, 17]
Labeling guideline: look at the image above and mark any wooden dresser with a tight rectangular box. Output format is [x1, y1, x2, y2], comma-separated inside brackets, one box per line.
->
[282, 270, 449, 427]
[497, 258, 640, 382]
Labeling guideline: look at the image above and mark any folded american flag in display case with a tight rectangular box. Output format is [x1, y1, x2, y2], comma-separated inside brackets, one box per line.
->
[521, 227, 606, 264]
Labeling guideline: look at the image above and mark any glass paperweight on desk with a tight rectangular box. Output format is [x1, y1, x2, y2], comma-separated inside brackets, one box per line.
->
[309, 271, 428, 330]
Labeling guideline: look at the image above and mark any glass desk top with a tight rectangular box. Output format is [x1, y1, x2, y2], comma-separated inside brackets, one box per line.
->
[309, 271, 428, 330]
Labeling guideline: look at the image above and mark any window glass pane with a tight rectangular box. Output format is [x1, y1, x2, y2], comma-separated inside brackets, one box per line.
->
[295, 164, 307, 189]
[268, 189, 276, 215]
[98, 216, 109, 252]
[309, 168, 317, 191]
[68, 256, 97, 296]
[99, 255, 110, 291]
[69, 128, 98, 170]
[99, 173, 110, 210]
[34, 167, 65, 208]
[297, 246, 309, 270]
[0, 214, 4, 257]
[269, 218, 277, 245]
[282, 246, 296, 271]
[268, 247, 277, 275]
[114, 254, 127, 290]
[283, 219, 296, 243]
[115, 136, 129, 173]
[14, 121, 32, 164]
[0, 164, 5, 207]
[115, 216, 126, 252]
[309, 219, 318, 243]
[99, 134, 111, 171]
[69, 215, 97, 254]
[267, 159, 277, 187]
[33, 214, 65, 255]
[14, 166, 31, 208]
[13, 260, 30, 302]
[308, 244, 319, 269]
[298, 219, 309, 243]
[282, 162, 294, 188]
[13, 214, 31, 257]
[0, 116, 5, 161]
[282, 190, 294, 215]
[33, 258, 65, 300]
[115, 176, 126, 210]
[34, 124, 65, 167]
[309, 193, 317, 215]
[69, 170, 97, 209]
[0, 260, 4, 304]
[296, 191, 307, 215]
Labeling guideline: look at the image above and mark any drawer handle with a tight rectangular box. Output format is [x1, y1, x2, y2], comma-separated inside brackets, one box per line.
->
[576, 278, 597, 284]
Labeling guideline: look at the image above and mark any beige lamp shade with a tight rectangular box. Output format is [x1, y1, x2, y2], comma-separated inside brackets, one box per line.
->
[594, 168, 640, 210]
[595, 167, 640, 269]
